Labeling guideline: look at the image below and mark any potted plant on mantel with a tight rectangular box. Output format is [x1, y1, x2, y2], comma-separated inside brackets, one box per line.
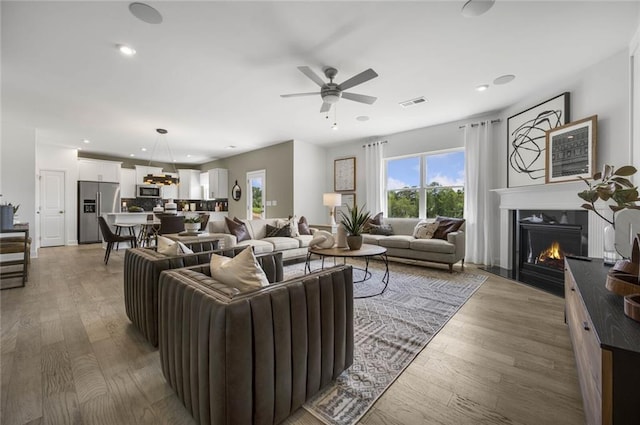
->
[339, 204, 371, 250]
[578, 164, 639, 263]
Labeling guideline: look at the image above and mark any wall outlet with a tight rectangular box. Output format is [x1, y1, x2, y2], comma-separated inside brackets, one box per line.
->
[266, 200, 272, 206]
[272, 200, 277, 206]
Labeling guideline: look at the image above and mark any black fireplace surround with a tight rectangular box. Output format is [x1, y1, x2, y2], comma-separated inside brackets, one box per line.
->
[513, 210, 588, 296]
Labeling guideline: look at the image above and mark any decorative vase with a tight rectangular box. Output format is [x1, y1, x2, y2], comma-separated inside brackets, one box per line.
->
[0, 205, 13, 230]
[603, 223, 620, 265]
[336, 224, 347, 248]
[346, 235, 363, 250]
[184, 222, 200, 232]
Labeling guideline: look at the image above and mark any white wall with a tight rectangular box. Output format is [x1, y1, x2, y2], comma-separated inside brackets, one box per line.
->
[631, 22, 640, 183]
[293, 140, 326, 224]
[35, 142, 79, 246]
[0, 123, 37, 255]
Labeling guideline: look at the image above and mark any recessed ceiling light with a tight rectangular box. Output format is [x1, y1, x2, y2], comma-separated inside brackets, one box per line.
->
[461, 0, 495, 17]
[173, 160, 177, 162]
[494, 74, 516, 85]
[77, 147, 82, 150]
[225, 145, 237, 149]
[186, 154, 192, 158]
[117, 44, 136, 56]
[331, 123, 339, 130]
[356, 116, 370, 122]
[140, 147, 147, 152]
[476, 84, 489, 92]
[129, 154, 135, 157]
[82, 139, 90, 144]
[129, 2, 163, 24]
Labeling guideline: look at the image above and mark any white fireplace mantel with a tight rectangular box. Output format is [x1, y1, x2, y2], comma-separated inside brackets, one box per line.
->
[492, 181, 606, 269]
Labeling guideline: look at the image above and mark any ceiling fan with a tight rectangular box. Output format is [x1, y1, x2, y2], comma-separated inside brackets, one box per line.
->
[281, 66, 378, 113]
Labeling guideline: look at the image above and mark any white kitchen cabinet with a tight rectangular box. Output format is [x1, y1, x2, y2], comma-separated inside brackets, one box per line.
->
[135, 165, 163, 184]
[120, 168, 136, 198]
[161, 173, 179, 200]
[208, 168, 228, 199]
[78, 159, 121, 182]
[178, 169, 202, 199]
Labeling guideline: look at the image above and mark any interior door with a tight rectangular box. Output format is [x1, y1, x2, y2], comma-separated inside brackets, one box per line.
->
[40, 169, 65, 247]
[246, 170, 266, 220]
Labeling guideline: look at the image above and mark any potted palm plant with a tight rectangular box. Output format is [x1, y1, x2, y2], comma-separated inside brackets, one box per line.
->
[183, 216, 201, 232]
[339, 204, 371, 250]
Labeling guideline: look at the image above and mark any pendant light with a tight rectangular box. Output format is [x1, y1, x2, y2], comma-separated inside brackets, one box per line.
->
[143, 128, 180, 185]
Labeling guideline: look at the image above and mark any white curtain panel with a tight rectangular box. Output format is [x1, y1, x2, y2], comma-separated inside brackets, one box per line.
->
[464, 121, 494, 266]
[364, 141, 385, 214]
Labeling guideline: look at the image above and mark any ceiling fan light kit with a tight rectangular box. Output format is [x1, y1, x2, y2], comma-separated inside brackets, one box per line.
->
[281, 65, 378, 113]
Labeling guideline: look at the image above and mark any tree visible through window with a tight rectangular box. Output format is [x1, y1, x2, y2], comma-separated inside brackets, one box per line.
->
[387, 150, 464, 218]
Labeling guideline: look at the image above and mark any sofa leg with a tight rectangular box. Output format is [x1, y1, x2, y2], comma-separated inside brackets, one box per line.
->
[461, 259, 464, 271]
[448, 263, 453, 273]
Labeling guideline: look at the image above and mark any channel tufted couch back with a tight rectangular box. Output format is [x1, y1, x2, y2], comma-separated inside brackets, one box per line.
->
[158, 264, 354, 425]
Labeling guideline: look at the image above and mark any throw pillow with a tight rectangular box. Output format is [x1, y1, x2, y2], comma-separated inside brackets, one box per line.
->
[265, 223, 291, 238]
[412, 221, 439, 239]
[369, 224, 394, 236]
[363, 212, 383, 233]
[433, 216, 465, 240]
[309, 230, 334, 249]
[225, 217, 251, 242]
[298, 216, 311, 235]
[157, 236, 194, 255]
[209, 247, 269, 290]
[276, 216, 300, 237]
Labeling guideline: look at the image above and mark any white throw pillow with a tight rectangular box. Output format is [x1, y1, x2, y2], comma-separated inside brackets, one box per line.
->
[413, 221, 439, 239]
[310, 230, 334, 248]
[209, 247, 269, 290]
[157, 236, 194, 255]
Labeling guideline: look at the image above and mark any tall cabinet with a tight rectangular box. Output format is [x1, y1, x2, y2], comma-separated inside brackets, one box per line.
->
[178, 169, 202, 199]
[208, 168, 228, 199]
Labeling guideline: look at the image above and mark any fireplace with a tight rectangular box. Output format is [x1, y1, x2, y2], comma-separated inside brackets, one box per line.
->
[514, 210, 588, 296]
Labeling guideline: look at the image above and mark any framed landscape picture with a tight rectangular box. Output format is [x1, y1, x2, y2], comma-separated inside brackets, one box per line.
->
[334, 157, 356, 192]
[545, 115, 597, 184]
[507, 92, 570, 187]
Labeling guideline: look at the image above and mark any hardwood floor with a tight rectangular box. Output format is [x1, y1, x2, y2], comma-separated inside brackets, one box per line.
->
[1, 245, 585, 425]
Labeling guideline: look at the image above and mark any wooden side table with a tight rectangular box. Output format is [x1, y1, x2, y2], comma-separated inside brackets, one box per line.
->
[0, 223, 30, 289]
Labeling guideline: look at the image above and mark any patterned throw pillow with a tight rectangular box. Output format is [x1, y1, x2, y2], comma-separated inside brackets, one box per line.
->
[363, 212, 383, 233]
[298, 216, 312, 235]
[225, 217, 251, 242]
[265, 224, 291, 238]
[276, 216, 300, 237]
[369, 224, 394, 236]
[412, 222, 439, 239]
[433, 216, 465, 240]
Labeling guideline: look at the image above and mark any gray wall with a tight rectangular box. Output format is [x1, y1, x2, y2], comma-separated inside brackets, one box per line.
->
[204, 141, 294, 219]
[293, 140, 326, 224]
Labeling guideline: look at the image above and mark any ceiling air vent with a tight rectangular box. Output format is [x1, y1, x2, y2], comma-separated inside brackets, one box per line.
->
[399, 96, 428, 108]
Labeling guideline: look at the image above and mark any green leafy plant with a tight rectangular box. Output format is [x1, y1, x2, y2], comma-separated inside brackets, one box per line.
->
[184, 216, 201, 224]
[578, 165, 639, 227]
[339, 204, 371, 236]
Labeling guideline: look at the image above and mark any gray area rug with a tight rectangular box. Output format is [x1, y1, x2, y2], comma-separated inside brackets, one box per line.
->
[285, 259, 487, 425]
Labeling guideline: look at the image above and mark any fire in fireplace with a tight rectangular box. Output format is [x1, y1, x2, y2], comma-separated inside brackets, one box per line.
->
[536, 241, 565, 269]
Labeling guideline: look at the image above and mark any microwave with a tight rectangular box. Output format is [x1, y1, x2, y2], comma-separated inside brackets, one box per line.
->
[137, 185, 161, 198]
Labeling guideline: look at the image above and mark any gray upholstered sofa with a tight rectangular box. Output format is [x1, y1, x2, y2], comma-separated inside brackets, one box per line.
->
[158, 264, 354, 425]
[124, 245, 283, 346]
[207, 218, 314, 261]
[363, 217, 465, 272]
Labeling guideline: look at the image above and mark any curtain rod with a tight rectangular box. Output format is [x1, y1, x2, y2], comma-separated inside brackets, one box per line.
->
[362, 140, 388, 148]
[458, 118, 501, 129]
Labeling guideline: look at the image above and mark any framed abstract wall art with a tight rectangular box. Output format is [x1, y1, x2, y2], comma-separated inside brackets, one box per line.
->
[334, 157, 356, 192]
[507, 92, 570, 187]
[545, 115, 597, 184]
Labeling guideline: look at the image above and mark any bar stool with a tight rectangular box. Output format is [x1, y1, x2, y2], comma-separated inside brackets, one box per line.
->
[138, 215, 159, 247]
[114, 223, 137, 250]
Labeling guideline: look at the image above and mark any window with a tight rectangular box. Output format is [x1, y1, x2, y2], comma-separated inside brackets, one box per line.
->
[386, 149, 464, 218]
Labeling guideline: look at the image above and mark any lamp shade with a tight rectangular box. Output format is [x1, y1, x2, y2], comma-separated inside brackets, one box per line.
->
[323, 193, 342, 207]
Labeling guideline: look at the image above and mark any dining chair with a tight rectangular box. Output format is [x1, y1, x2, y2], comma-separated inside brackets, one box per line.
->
[98, 216, 137, 264]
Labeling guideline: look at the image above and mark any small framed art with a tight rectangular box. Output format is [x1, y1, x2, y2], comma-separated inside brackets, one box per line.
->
[334, 157, 356, 192]
[545, 115, 597, 184]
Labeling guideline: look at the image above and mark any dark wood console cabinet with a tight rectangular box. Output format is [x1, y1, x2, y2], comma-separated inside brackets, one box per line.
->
[565, 258, 640, 425]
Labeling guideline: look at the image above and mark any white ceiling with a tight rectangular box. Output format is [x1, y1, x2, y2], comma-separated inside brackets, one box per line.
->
[3, 1, 639, 164]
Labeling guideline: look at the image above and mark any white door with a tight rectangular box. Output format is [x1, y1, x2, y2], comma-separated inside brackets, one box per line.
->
[246, 170, 266, 220]
[40, 170, 65, 247]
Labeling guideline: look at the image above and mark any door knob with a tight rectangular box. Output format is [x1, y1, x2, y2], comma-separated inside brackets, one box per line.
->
[59, 211, 64, 214]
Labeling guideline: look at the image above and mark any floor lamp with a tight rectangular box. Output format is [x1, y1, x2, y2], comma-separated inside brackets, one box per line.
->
[323, 193, 342, 226]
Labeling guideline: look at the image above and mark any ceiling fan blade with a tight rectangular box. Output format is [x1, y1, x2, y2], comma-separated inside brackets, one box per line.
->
[298, 66, 326, 87]
[338, 68, 378, 91]
[280, 92, 320, 98]
[320, 102, 332, 113]
[341, 92, 377, 104]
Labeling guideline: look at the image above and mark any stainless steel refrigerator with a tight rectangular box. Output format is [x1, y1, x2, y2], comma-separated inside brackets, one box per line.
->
[78, 181, 121, 244]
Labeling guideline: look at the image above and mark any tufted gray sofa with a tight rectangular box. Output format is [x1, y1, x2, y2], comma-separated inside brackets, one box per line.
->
[158, 264, 353, 425]
[363, 217, 465, 272]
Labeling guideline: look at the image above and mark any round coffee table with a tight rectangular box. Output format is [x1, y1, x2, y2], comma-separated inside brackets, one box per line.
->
[305, 243, 389, 298]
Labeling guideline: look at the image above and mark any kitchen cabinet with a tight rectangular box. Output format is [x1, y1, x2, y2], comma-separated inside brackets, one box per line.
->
[161, 173, 178, 200]
[135, 165, 163, 184]
[120, 168, 136, 198]
[78, 159, 121, 183]
[178, 169, 202, 199]
[208, 168, 228, 199]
